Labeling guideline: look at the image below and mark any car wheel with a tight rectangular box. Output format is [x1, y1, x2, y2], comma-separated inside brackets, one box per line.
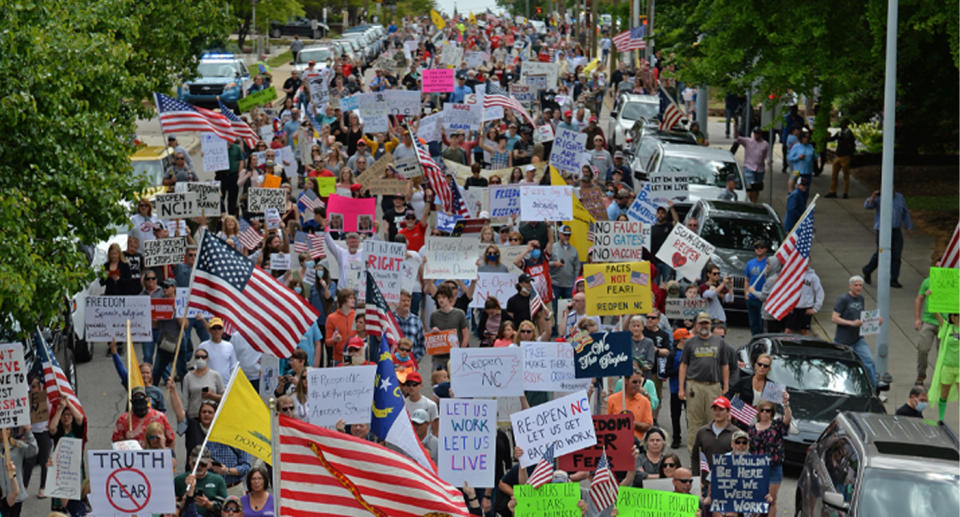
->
[271, 28, 281, 38]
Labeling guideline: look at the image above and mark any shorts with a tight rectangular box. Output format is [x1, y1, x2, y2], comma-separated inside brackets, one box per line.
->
[745, 168, 764, 191]
[784, 307, 812, 330]
[769, 464, 783, 484]
[940, 365, 960, 385]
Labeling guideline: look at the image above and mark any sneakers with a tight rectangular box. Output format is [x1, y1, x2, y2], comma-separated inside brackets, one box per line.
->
[891, 281, 903, 288]
[824, 192, 837, 198]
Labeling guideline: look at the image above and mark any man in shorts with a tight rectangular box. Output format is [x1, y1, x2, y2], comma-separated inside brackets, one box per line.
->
[733, 124, 770, 203]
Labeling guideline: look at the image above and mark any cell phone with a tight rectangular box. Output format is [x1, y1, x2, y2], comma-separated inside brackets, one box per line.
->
[202, 387, 209, 393]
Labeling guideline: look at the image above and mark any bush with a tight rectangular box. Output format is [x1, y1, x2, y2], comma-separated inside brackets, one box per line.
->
[850, 121, 883, 154]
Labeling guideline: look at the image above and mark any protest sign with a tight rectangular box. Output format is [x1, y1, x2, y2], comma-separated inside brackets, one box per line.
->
[0, 343, 28, 427]
[617, 487, 699, 517]
[269, 252, 292, 270]
[497, 396, 523, 427]
[359, 174, 407, 196]
[364, 240, 406, 305]
[84, 296, 152, 342]
[710, 454, 771, 514]
[259, 355, 280, 404]
[357, 92, 391, 133]
[418, 112, 443, 142]
[444, 159, 545, 185]
[928, 266, 960, 313]
[655, 224, 715, 282]
[141, 236, 187, 267]
[426, 329, 460, 356]
[648, 168, 689, 201]
[464, 51, 486, 69]
[237, 85, 278, 112]
[264, 207, 282, 230]
[469, 273, 518, 309]
[436, 212, 462, 234]
[592, 221, 645, 262]
[438, 399, 497, 487]
[422, 236, 481, 279]
[583, 262, 653, 316]
[383, 89, 421, 117]
[462, 187, 488, 217]
[450, 347, 524, 397]
[514, 483, 581, 517]
[326, 194, 376, 233]
[155, 192, 200, 219]
[393, 155, 422, 179]
[509, 83, 538, 110]
[627, 183, 660, 224]
[664, 297, 708, 320]
[550, 127, 587, 176]
[520, 61, 558, 88]
[275, 146, 298, 179]
[316, 176, 336, 196]
[488, 185, 521, 218]
[200, 132, 229, 172]
[533, 124, 554, 143]
[339, 94, 359, 112]
[306, 365, 377, 427]
[859, 309, 881, 336]
[519, 186, 573, 221]
[111, 440, 142, 451]
[247, 187, 287, 214]
[511, 390, 596, 467]
[150, 298, 175, 320]
[176, 181, 220, 216]
[557, 414, 635, 472]
[43, 436, 83, 500]
[89, 449, 175, 516]
[571, 331, 633, 378]
[441, 42, 463, 67]
[422, 69, 454, 93]
[443, 100, 483, 132]
[578, 187, 608, 221]
[760, 381, 786, 404]
[30, 390, 49, 425]
[522, 341, 590, 392]
[174, 288, 213, 319]
[483, 104, 504, 121]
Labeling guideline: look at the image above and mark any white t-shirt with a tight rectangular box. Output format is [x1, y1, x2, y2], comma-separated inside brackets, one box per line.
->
[199, 339, 238, 382]
[130, 214, 161, 242]
[404, 395, 438, 424]
[231, 333, 262, 381]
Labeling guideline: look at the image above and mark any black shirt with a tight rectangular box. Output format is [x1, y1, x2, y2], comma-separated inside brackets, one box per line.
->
[650, 220, 675, 255]
[895, 403, 923, 418]
[465, 175, 489, 189]
[282, 77, 302, 99]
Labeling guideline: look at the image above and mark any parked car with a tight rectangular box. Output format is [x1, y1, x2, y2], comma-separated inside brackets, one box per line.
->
[293, 45, 336, 73]
[682, 200, 785, 308]
[628, 128, 698, 182]
[333, 39, 362, 62]
[608, 93, 660, 149]
[641, 143, 747, 201]
[797, 412, 958, 517]
[269, 17, 328, 39]
[178, 53, 252, 109]
[735, 336, 887, 466]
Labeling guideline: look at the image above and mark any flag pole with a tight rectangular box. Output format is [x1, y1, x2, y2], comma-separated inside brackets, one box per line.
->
[127, 320, 133, 432]
[36, 327, 63, 399]
[186, 366, 240, 492]
[747, 193, 820, 291]
[170, 317, 188, 384]
[270, 395, 281, 517]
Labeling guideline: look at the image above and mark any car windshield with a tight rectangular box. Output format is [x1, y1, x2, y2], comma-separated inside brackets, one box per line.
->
[634, 138, 661, 169]
[197, 62, 238, 78]
[661, 155, 741, 188]
[858, 469, 959, 517]
[621, 101, 659, 122]
[701, 217, 784, 251]
[298, 48, 332, 63]
[769, 356, 873, 396]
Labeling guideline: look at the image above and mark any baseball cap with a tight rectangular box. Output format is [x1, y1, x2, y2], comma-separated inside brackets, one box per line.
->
[525, 165, 536, 172]
[732, 429, 750, 441]
[726, 173, 738, 183]
[405, 372, 423, 384]
[190, 444, 212, 461]
[563, 110, 572, 118]
[208, 317, 224, 328]
[589, 116, 597, 123]
[346, 336, 365, 350]
[559, 225, 572, 235]
[404, 209, 416, 219]
[673, 328, 692, 340]
[131, 386, 147, 398]
[517, 273, 533, 284]
[410, 408, 429, 424]
[696, 312, 712, 324]
[614, 150, 624, 158]
[308, 60, 316, 65]
[162, 278, 177, 288]
[752, 126, 763, 134]
[711, 396, 732, 410]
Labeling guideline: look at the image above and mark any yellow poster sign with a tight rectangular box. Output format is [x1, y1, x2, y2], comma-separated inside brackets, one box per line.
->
[550, 165, 594, 262]
[431, 9, 446, 30]
[583, 261, 653, 316]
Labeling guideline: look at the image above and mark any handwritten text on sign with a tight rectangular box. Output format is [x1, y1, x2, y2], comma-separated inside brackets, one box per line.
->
[511, 390, 596, 467]
[422, 68, 455, 93]
[439, 399, 496, 487]
[201, 132, 230, 172]
[583, 262, 653, 316]
[664, 297, 708, 320]
[514, 483, 581, 517]
[557, 414, 635, 472]
[488, 185, 521, 218]
[550, 127, 586, 176]
[423, 236, 481, 279]
[655, 224, 715, 282]
[176, 181, 221, 216]
[247, 187, 287, 214]
[648, 168, 689, 201]
[84, 296, 152, 342]
[44, 437, 83, 500]
[519, 186, 573, 221]
[860, 309, 881, 336]
[88, 449, 176, 516]
[710, 454, 771, 514]
[155, 192, 200, 219]
[617, 487, 699, 517]
[364, 240, 407, 305]
[469, 273, 518, 309]
[450, 347, 524, 397]
[0, 343, 29, 427]
[142, 236, 187, 268]
[522, 341, 591, 392]
[306, 365, 377, 427]
[593, 221, 645, 262]
[627, 183, 660, 225]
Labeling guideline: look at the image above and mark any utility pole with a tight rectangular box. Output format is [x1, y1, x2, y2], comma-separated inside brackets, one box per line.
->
[251, 0, 257, 56]
[590, 0, 598, 58]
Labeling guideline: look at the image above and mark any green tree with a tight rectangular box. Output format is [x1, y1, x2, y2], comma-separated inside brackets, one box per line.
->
[0, 0, 229, 332]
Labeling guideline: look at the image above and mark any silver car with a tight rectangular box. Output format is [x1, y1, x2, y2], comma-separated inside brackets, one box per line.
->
[608, 93, 660, 149]
[642, 143, 747, 201]
[293, 45, 335, 73]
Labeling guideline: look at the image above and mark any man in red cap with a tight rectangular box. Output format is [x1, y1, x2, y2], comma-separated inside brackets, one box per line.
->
[340, 336, 375, 366]
[558, 110, 578, 132]
[690, 396, 737, 480]
[402, 371, 438, 435]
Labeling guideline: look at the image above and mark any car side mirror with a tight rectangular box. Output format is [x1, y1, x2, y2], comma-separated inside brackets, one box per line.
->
[823, 491, 849, 511]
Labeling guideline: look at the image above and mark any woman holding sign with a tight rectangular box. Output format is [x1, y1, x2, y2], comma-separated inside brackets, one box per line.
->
[931, 313, 960, 423]
[748, 391, 791, 517]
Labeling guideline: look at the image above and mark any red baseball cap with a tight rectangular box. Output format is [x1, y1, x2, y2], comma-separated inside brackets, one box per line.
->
[405, 372, 423, 384]
[711, 396, 731, 410]
[346, 336, 365, 350]
[563, 110, 572, 118]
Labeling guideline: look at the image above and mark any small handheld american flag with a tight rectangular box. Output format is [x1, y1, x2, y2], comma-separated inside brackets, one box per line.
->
[528, 442, 556, 488]
[237, 218, 264, 250]
[589, 449, 619, 511]
[729, 395, 758, 425]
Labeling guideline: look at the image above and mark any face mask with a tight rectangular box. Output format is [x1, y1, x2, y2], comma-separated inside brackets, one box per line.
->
[606, 191, 615, 198]
[486, 253, 499, 262]
[194, 358, 207, 370]
[132, 397, 149, 418]
[697, 326, 711, 337]
[916, 401, 928, 412]
[305, 260, 315, 269]
[520, 286, 530, 295]
[530, 249, 541, 260]
[294, 286, 303, 294]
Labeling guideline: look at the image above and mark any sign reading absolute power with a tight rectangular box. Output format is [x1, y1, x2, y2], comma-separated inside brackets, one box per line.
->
[88, 449, 175, 516]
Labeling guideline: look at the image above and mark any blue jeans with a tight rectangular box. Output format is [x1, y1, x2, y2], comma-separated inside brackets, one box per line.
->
[725, 108, 736, 137]
[746, 297, 764, 335]
[850, 337, 877, 388]
[654, 259, 674, 285]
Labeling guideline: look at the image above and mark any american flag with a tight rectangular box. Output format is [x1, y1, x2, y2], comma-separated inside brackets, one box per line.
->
[187, 230, 318, 358]
[308, 233, 326, 259]
[365, 272, 404, 348]
[529, 286, 545, 317]
[449, 177, 471, 217]
[699, 451, 710, 476]
[764, 205, 815, 320]
[589, 449, 619, 511]
[729, 395, 759, 426]
[218, 98, 260, 148]
[277, 415, 470, 517]
[298, 189, 324, 215]
[413, 131, 457, 215]
[486, 81, 508, 96]
[35, 331, 84, 418]
[154, 92, 237, 143]
[658, 88, 685, 131]
[613, 25, 647, 52]
[528, 442, 556, 488]
[237, 218, 264, 250]
[942, 221, 960, 268]
[293, 231, 310, 254]
[483, 94, 535, 126]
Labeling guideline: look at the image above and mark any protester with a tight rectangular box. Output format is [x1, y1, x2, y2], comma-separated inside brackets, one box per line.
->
[240, 465, 273, 516]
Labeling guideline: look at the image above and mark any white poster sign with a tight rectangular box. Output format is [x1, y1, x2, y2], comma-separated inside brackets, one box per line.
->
[519, 186, 573, 221]
[358, 92, 390, 133]
[269, 252, 292, 270]
[549, 127, 587, 176]
[469, 273, 518, 309]
[247, 187, 287, 214]
[449, 347, 524, 398]
[534, 124, 554, 143]
[88, 449, 176, 516]
[176, 181, 221, 216]
[860, 309, 881, 336]
[655, 223, 716, 282]
[0, 343, 29, 428]
[44, 437, 83, 500]
[84, 296, 152, 342]
[592, 221, 645, 262]
[141, 236, 187, 268]
[306, 365, 377, 427]
[422, 236, 481, 279]
[520, 61, 558, 89]
[201, 132, 230, 172]
[488, 185, 521, 218]
[664, 297, 708, 320]
[443, 100, 483, 132]
[760, 381, 786, 404]
[154, 192, 200, 219]
[175, 288, 214, 319]
[383, 89, 422, 117]
[511, 390, 596, 467]
[418, 113, 443, 143]
[648, 168, 689, 201]
[522, 341, 591, 392]
[364, 240, 407, 305]
[438, 399, 496, 487]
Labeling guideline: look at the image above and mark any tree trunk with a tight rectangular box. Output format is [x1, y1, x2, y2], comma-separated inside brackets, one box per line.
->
[237, 14, 252, 51]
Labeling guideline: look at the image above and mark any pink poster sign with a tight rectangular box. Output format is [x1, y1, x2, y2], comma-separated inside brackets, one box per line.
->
[422, 68, 455, 93]
[325, 194, 376, 233]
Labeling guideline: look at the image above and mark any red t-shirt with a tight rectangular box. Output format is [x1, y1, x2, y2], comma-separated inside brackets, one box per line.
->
[398, 221, 425, 251]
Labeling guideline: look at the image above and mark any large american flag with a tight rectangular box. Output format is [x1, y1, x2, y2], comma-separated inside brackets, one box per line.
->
[412, 129, 456, 215]
[658, 88, 684, 131]
[765, 205, 815, 320]
[589, 449, 619, 511]
[237, 218, 264, 250]
[277, 415, 470, 517]
[942, 221, 960, 268]
[364, 271, 404, 348]
[613, 25, 647, 52]
[218, 98, 260, 148]
[35, 331, 84, 418]
[483, 94, 535, 126]
[154, 92, 237, 143]
[729, 395, 759, 426]
[187, 230, 318, 358]
[528, 442, 556, 488]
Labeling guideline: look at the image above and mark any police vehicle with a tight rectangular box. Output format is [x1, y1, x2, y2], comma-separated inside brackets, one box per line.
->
[178, 53, 253, 110]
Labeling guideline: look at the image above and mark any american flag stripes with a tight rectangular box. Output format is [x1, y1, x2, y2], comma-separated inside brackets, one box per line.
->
[277, 415, 470, 517]
[613, 25, 647, 52]
[365, 272, 404, 348]
[307, 233, 326, 259]
[298, 189, 324, 215]
[765, 205, 816, 320]
[237, 218, 264, 250]
[449, 177, 471, 217]
[483, 94, 535, 126]
[729, 395, 759, 425]
[154, 93, 236, 143]
[412, 129, 457, 215]
[187, 230, 318, 358]
[699, 451, 710, 475]
[293, 231, 310, 254]
[942, 221, 960, 268]
[218, 98, 260, 148]
[529, 287, 545, 317]
[589, 449, 619, 511]
[528, 442, 556, 488]
[658, 88, 685, 131]
[35, 331, 84, 418]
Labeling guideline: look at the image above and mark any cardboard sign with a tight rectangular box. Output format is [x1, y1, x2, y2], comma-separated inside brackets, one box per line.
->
[422, 236, 481, 279]
[514, 483, 580, 517]
[655, 224, 715, 282]
[269, 252, 292, 270]
[306, 365, 377, 427]
[423, 68, 455, 93]
[519, 186, 573, 221]
[247, 187, 287, 214]
[360, 153, 406, 195]
[44, 437, 83, 501]
[89, 449, 176, 515]
[593, 221, 645, 262]
[583, 262, 653, 316]
[558, 414, 635, 472]
[487, 185, 521, 218]
[84, 296, 152, 342]
[572, 331, 633, 378]
[176, 181, 221, 216]
[533, 124, 554, 143]
[200, 132, 230, 172]
[237, 85, 278, 112]
[710, 454, 771, 514]
[0, 343, 29, 428]
[418, 112, 443, 142]
[928, 266, 960, 313]
[443, 100, 483, 132]
[511, 390, 596, 467]
[425, 329, 459, 355]
[155, 192, 200, 219]
[648, 168, 690, 201]
[150, 298, 175, 320]
[364, 240, 407, 305]
[627, 183, 660, 225]
[469, 273, 518, 309]
[142, 236, 187, 267]
[617, 487, 699, 517]
[522, 341, 591, 392]
[550, 127, 587, 176]
[450, 347, 524, 397]
[438, 399, 497, 487]
[509, 83, 538, 110]
[664, 297, 708, 320]
[30, 390, 49, 425]
[520, 61, 558, 89]
[325, 194, 376, 233]
[393, 155, 422, 179]
[578, 187, 608, 221]
[760, 381, 786, 404]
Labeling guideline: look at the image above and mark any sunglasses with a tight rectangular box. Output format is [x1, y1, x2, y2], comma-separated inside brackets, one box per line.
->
[519, 329, 534, 334]
[405, 382, 421, 386]
[509, 238, 521, 242]
[223, 508, 242, 514]
[147, 435, 162, 440]
[756, 363, 771, 369]
[197, 461, 210, 467]
[663, 462, 677, 468]
[138, 204, 149, 208]
[759, 408, 775, 414]
[709, 271, 720, 276]
[144, 277, 157, 281]
[735, 439, 749, 444]
[280, 406, 295, 412]
[399, 348, 412, 352]
[675, 478, 693, 484]
[195, 354, 208, 359]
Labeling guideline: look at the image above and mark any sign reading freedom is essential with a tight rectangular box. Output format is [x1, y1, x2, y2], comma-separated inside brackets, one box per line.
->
[522, 341, 590, 392]
[423, 236, 481, 279]
[89, 449, 175, 516]
[237, 85, 278, 112]
[438, 399, 497, 487]
[593, 221, 645, 262]
[450, 347, 524, 397]
[142, 236, 188, 267]
[655, 223, 715, 282]
[488, 185, 521, 218]
[710, 454, 771, 514]
[305, 365, 377, 427]
[928, 266, 960, 313]
[511, 390, 596, 467]
[572, 331, 633, 378]
[155, 192, 200, 219]
[617, 487, 699, 517]
[583, 262, 653, 316]
[0, 343, 29, 427]
[519, 186, 573, 221]
[557, 414, 635, 472]
[247, 187, 287, 214]
[84, 296, 152, 342]
[514, 483, 580, 517]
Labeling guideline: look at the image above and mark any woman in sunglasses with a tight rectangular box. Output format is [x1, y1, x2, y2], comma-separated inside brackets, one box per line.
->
[725, 353, 775, 429]
[748, 390, 791, 517]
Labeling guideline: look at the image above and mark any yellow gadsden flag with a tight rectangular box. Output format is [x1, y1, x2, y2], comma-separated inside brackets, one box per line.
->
[207, 368, 273, 465]
[551, 165, 595, 261]
[431, 9, 446, 30]
[126, 325, 144, 390]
